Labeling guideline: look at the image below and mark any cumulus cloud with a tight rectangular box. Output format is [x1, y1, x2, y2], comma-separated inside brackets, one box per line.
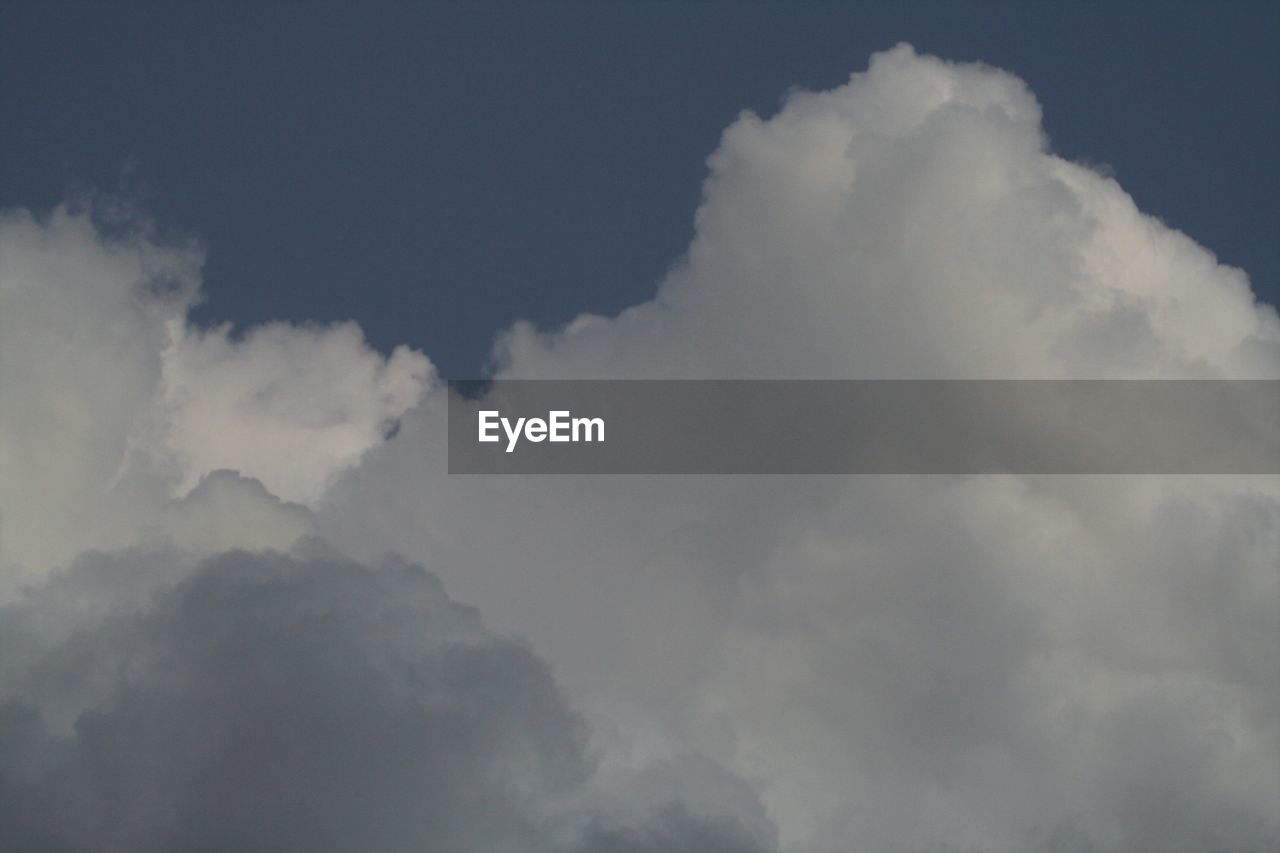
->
[1, 43, 1277, 853]
[0, 202, 430, 583]
[0, 547, 775, 853]
[155, 319, 432, 505]
[491, 45, 1279, 380]
[0, 205, 771, 853]
[0, 205, 200, 583]
[321, 45, 1280, 852]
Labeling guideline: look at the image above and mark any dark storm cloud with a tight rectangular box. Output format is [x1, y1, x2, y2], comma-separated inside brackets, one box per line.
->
[0, 547, 775, 853]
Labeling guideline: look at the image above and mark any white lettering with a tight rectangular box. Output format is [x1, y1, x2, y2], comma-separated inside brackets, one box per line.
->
[549, 410, 570, 442]
[479, 410, 605, 453]
[501, 416, 526, 453]
[573, 416, 604, 443]
[478, 411, 500, 443]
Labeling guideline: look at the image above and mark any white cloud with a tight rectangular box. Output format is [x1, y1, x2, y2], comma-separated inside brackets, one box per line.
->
[321, 45, 1280, 852]
[0, 204, 200, 582]
[0, 203, 431, 583]
[1, 44, 1277, 853]
[155, 317, 432, 504]
[491, 45, 1279, 380]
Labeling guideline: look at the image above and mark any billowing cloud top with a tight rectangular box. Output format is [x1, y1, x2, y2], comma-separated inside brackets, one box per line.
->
[0, 205, 431, 579]
[495, 45, 1279, 380]
[0, 45, 1276, 853]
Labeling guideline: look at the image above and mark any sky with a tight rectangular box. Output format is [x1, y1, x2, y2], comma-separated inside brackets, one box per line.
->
[2, 4, 1279, 853]
[2, 1, 1277, 376]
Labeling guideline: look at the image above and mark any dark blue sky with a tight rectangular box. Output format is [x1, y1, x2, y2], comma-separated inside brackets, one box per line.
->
[3, 1, 1277, 376]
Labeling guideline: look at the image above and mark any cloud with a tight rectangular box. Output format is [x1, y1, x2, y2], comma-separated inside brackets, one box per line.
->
[0, 203, 777, 852]
[572, 805, 774, 853]
[155, 318, 432, 505]
[321, 45, 1280, 852]
[490, 45, 1279, 380]
[0, 205, 200, 584]
[1, 43, 1277, 853]
[0, 547, 775, 853]
[0, 203, 430, 583]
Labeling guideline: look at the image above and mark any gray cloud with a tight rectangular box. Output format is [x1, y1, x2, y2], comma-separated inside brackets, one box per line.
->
[572, 805, 775, 853]
[0, 547, 775, 853]
[2, 43, 1278, 853]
